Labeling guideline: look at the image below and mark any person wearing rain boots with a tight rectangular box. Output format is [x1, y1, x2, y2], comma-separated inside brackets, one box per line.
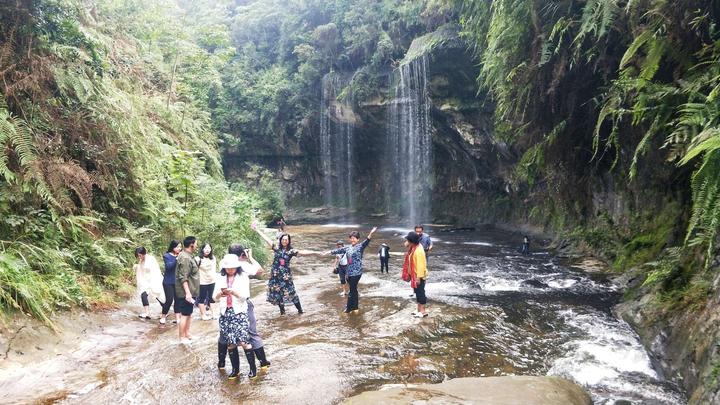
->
[214, 254, 253, 379]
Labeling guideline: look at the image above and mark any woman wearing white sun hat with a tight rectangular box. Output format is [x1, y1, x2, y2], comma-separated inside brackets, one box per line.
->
[214, 253, 252, 380]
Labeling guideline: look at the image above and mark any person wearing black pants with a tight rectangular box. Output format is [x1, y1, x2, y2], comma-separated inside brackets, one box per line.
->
[161, 240, 182, 325]
[346, 275, 362, 311]
[327, 227, 378, 314]
[378, 243, 390, 273]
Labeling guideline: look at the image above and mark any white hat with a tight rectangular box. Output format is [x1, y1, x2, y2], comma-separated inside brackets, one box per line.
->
[219, 253, 243, 270]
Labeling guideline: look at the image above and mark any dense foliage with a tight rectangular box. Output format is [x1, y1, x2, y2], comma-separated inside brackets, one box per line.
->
[454, 0, 720, 302]
[0, 0, 279, 325]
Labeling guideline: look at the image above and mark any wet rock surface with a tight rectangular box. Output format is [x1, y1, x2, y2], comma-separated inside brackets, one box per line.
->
[342, 376, 592, 405]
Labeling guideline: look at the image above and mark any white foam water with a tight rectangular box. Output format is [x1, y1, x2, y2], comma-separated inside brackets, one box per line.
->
[548, 309, 685, 404]
[321, 223, 361, 228]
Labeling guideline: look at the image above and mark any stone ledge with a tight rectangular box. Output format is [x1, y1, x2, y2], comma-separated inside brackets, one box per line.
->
[342, 376, 592, 405]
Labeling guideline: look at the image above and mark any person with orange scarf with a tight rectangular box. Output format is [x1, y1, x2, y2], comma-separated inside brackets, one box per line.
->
[402, 231, 428, 317]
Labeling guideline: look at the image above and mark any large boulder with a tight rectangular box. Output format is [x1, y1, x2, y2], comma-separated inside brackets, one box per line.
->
[342, 376, 592, 405]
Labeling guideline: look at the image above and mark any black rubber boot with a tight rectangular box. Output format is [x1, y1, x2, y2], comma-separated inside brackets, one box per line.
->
[218, 341, 228, 369]
[255, 346, 270, 369]
[245, 349, 258, 379]
[228, 348, 240, 379]
[278, 304, 285, 315]
[294, 301, 304, 314]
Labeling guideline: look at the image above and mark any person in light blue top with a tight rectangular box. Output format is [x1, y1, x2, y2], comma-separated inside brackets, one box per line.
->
[415, 225, 433, 253]
[328, 226, 377, 314]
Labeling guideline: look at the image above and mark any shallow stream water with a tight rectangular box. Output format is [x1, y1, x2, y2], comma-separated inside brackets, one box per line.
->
[0, 222, 687, 404]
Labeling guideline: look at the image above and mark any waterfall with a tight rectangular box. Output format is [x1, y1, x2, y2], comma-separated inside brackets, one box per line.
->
[319, 72, 355, 210]
[386, 54, 432, 225]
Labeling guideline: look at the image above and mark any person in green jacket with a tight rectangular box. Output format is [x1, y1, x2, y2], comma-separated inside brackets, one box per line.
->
[175, 235, 199, 345]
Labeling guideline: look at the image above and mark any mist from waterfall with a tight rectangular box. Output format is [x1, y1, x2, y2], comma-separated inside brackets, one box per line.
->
[386, 54, 432, 225]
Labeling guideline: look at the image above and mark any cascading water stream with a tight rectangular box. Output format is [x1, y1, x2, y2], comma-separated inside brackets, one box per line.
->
[320, 72, 355, 211]
[386, 54, 432, 225]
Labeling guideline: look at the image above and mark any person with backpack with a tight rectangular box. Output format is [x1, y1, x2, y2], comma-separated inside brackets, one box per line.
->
[333, 240, 349, 296]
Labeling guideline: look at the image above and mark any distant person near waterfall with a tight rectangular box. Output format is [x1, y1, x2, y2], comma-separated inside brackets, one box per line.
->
[415, 225, 433, 254]
[378, 243, 390, 274]
[521, 235, 530, 255]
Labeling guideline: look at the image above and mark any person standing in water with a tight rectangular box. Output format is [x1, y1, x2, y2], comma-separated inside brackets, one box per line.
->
[328, 227, 378, 314]
[415, 225, 433, 254]
[521, 235, 530, 255]
[214, 254, 252, 379]
[134, 247, 165, 319]
[402, 232, 429, 317]
[175, 236, 199, 344]
[196, 243, 218, 320]
[378, 243, 390, 274]
[217, 244, 271, 377]
[334, 240, 349, 296]
[253, 226, 304, 315]
[161, 240, 182, 325]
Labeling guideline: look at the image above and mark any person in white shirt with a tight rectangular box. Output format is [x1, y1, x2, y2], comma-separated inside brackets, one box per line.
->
[196, 243, 218, 320]
[134, 247, 165, 319]
[213, 253, 252, 380]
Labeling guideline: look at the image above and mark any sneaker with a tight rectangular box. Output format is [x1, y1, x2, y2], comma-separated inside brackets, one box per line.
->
[228, 369, 239, 380]
[217, 361, 226, 369]
[180, 338, 192, 345]
[138, 314, 150, 320]
[338, 292, 345, 296]
[410, 311, 419, 317]
[159, 317, 166, 325]
[413, 312, 428, 318]
[260, 361, 271, 370]
[201, 314, 212, 321]
[248, 370, 258, 379]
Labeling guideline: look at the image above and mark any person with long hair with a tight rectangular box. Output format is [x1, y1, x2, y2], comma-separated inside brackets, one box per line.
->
[161, 240, 182, 325]
[402, 231, 428, 317]
[214, 254, 252, 379]
[134, 247, 165, 319]
[196, 243, 218, 321]
[253, 229, 304, 315]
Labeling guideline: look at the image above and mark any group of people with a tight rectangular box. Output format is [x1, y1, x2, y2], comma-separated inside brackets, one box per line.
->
[134, 237, 270, 379]
[132, 223, 435, 380]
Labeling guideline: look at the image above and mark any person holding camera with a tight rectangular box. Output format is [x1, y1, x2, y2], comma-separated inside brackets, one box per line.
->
[216, 244, 270, 379]
[328, 227, 378, 314]
[214, 254, 252, 379]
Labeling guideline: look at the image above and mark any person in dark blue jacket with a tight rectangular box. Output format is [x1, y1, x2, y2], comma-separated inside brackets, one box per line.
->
[160, 239, 182, 325]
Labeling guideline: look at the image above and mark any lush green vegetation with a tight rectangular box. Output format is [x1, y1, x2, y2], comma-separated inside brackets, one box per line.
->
[454, 0, 720, 307]
[0, 0, 280, 326]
